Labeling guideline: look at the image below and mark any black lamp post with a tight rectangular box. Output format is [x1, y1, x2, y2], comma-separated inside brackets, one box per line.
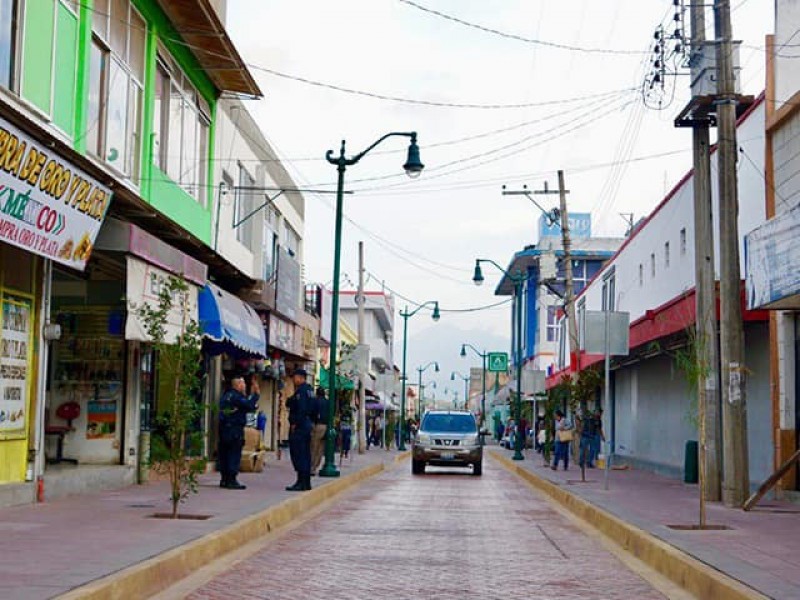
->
[473, 259, 526, 461]
[320, 133, 424, 477]
[416, 361, 440, 419]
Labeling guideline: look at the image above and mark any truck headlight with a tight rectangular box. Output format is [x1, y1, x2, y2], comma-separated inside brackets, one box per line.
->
[417, 434, 431, 445]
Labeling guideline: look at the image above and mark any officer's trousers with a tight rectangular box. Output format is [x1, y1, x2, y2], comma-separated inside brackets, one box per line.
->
[289, 427, 312, 476]
[218, 436, 244, 482]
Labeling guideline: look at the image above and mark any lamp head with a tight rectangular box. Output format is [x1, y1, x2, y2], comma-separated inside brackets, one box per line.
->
[460, 344, 466, 357]
[450, 372, 456, 381]
[434, 362, 440, 373]
[472, 261, 485, 286]
[403, 136, 424, 179]
[431, 302, 440, 322]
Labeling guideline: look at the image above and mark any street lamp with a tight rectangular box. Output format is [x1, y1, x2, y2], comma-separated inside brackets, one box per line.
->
[416, 361, 440, 420]
[320, 132, 424, 478]
[400, 301, 440, 451]
[473, 259, 527, 461]
[451, 371, 470, 411]
[461, 343, 487, 434]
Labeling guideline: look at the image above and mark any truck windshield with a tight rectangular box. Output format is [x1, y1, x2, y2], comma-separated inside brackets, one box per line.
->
[422, 414, 477, 433]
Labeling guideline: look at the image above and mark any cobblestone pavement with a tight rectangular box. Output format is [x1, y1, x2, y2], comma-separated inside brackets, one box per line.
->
[186, 457, 664, 600]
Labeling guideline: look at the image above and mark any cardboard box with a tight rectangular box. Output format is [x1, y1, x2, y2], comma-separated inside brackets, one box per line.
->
[244, 427, 261, 452]
[240, 450, 267, 473]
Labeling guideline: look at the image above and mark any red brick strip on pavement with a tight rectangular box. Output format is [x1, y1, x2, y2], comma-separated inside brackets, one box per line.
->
[0, 450, 406, 600]
[492, 451, 780, 600]
[183, 454, 667, 600]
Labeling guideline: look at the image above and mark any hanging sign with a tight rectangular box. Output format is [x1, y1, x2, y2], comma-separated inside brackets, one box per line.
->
[0, 116, 112, 270]
[0, 294, 32, 439]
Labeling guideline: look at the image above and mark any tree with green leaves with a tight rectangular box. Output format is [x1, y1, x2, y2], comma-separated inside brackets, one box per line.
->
[136, 275, 205, 519]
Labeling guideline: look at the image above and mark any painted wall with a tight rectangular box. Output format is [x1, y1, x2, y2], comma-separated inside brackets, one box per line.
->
[775, 0, 800, 111]
[577, 101, 766, 327]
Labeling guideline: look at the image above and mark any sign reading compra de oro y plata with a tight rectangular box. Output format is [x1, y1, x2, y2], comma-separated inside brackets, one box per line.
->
[0, 116, 112, 270]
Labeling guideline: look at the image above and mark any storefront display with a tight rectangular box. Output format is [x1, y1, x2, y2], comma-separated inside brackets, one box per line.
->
[0, 293, 33, 440]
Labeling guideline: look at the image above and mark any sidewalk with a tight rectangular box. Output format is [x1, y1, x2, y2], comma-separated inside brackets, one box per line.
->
[494, 447, 800, 600]
[0, 449, 402, 600]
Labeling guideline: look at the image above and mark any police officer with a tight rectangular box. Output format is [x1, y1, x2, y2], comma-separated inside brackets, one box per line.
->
[286, 368, 314, 491]
[218, 374, 259, 490]
[311, 386, 330, 474]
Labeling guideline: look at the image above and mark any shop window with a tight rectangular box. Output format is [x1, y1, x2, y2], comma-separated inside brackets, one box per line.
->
[283, 223, 300, 257]
[664, 241, 670, 268]
[650, 253, 656, 278]
[88, 0, 145, 179]
[680, 227, 687, 256]
[639, 264, 644, 287]
[155, 50, 211, 204]
[263, 212, 278, 281]
[236, 164, 255, 246]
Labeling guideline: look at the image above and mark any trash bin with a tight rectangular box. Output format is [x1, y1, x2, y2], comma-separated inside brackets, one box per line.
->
[684, 440, 698, 484]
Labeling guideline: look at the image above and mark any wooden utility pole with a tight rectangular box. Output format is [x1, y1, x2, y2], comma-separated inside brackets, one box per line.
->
[558, 170, 580, 374]
[689, 0, 722, 511]
[357, 241, 367, 454]
[714, 0, 749, 507]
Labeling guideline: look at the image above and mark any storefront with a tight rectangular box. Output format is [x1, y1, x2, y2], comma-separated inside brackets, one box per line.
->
[0, 113, 112, 503]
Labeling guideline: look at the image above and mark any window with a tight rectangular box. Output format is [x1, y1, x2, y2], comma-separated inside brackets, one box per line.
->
[88, 0, 145, 179]
[664, 241, 670, 268]
[578, 298, 587, 351]
[650, 253, 656, 278]
[236, 164, 255, 246]
[680, 228, 687, 256]
[602, 268, 616, 311]
[153, 52, 210, 202]
[0, 0, 18, 90]
[546, 305, 560, 343]
[283, 223, 300, 257]
[639, 264, 644, 287]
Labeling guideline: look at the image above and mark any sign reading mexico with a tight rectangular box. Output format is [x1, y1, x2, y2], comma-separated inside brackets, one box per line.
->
[0, 117, 112, 270]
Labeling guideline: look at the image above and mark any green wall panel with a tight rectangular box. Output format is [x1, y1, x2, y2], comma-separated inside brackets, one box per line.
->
[53, 3, 78, 136]
[21, 0, 55, 114]
[148, 166, 212, 245]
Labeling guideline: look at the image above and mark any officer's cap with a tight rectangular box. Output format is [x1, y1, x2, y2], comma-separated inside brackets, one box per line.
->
[293, 368, 308, 378]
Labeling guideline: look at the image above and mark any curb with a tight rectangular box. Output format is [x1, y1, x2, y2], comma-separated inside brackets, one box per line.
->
[58, 453, 410, 600]
[491, 451, 766, 600]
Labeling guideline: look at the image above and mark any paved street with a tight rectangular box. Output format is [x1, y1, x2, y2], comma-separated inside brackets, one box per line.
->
[185, 457, 664, 600]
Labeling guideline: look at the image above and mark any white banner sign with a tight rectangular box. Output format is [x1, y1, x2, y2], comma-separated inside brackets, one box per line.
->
[0, 116, 112, 270]
[125, 257, 199, 343]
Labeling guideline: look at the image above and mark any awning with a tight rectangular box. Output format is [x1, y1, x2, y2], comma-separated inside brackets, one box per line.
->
[199, 283, 266, 357]
[318, 365, 355, 391]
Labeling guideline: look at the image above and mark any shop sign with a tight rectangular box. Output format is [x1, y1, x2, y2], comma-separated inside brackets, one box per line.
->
[0, 116, 112, 270]
[539, 212, 592, 240]
[745, 204, 800, 310]
[319, 287, 333, 344]
[269, 313, 296, 353]
[125, 257, 199, 343]
[276, 248, 301, 323]
[0, 293, 32, 439]
[302, 326, 316, 357]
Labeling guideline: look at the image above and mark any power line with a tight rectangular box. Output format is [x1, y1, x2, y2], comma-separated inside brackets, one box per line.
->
[397, 0, 648, 55]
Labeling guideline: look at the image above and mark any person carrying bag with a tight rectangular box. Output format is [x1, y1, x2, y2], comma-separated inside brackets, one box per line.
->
[552, 410, 573, 471]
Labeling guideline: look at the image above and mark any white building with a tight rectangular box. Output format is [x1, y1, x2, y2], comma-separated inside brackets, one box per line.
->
[554, 96, 771, 484]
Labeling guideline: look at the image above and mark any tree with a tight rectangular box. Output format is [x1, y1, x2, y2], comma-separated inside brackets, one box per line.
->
[136, 275, 205, 519]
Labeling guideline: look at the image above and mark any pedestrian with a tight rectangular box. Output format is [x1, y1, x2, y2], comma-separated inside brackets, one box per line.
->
[310, 386, 329, 474]
[286, 368, 315, 492]
[374, 414, 384, 448]
[339, 406, 352, 459]
[579, 408, 597, 469]
[218, 374, 259, 490]
[591, 408, 606, 466]
[552, 410, 573, 471]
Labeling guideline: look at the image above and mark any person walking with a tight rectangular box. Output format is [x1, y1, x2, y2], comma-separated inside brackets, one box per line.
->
[552, 410, 573, 471]
[310, 386, 329, 474]
[591, 408, 605, 466]
[218, 374, 259, 490]
[579, 409, 597, 469]
[286, 368, 315, 492]
[339, 406, 353, 460]
[374, 414, 384, 448]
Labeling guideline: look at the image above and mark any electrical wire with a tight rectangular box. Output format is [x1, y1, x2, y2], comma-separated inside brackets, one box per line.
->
[397, 0, 648, 55]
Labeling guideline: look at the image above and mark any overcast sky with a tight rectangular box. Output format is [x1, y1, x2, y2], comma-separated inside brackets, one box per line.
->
[226, 0, 773, 400]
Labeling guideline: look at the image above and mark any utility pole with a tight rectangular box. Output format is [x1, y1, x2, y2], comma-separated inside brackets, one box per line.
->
[357, 241, 367, 454]
[689, 0, 722, 511]
[557, 170, 580, 374]
[714, 0, 749, 506]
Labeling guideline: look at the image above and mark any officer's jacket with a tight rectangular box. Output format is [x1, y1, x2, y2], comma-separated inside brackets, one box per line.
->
[219, 389, 259, 441]
[287, 383, 315, 431]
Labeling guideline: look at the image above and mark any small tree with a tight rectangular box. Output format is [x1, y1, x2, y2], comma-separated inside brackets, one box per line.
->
[136, 275, 205, 519]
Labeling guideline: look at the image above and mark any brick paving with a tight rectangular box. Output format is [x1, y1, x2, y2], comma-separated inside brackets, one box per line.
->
[499, 446, 800, 599]
[187, 456, 664, 600]
[0, 450, 397, 600]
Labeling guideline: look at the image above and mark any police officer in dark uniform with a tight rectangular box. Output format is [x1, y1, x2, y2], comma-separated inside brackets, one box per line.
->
[218, 374, 259, 490]
[286, 368, 315, 491]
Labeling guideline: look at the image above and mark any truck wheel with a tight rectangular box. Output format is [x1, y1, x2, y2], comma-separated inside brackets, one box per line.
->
[412, 460, 425, 475]
[473, 461, 482, 476]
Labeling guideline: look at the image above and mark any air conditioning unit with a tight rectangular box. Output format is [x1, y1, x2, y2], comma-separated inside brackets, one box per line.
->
[690, 41, 742, 98]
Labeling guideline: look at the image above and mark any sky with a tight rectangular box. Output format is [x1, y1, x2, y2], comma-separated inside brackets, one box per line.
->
[225, 0, 773, 402]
